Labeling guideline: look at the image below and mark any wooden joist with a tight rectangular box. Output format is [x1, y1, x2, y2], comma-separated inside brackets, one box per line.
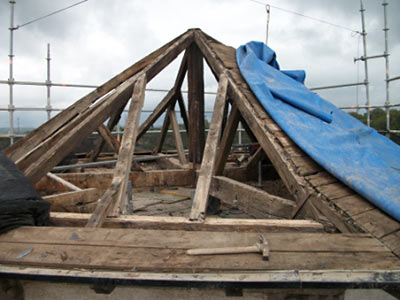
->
[210, 176, 295, 219]
[190, 75, 228, 221]
[87, 74, 147, 227]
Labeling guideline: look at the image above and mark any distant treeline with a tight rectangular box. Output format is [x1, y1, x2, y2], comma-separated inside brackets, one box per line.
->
[349, 108, 400, 131]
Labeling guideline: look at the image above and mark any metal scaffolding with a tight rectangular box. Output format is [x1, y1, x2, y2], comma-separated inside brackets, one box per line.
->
[1, 0, 399, 145]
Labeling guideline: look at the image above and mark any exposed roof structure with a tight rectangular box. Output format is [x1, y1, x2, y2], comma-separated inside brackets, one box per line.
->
[1, 29, 400, 291]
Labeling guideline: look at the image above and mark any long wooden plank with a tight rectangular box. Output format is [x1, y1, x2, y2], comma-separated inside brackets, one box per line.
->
[0, 228, 397, 272]
[87, 74, 146, 226]
[188, 42, 205, 164]
[2, 265, 400, 289]
[1, 227, 388, 253]
[2, 242, 397, 272]
[214, 103, 240, 176]
[210, 176, 295, 219]
[190, 75, 228, 221]
[50, 213, 324, 232]
[4, 31, 187, 163]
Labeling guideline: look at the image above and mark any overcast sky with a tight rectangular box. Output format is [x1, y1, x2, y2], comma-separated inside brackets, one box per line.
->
[0, 0, 399, 129]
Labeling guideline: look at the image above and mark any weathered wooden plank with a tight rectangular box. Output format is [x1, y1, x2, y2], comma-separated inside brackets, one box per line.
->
[333, 195, 375, 217]
[310, 197, 356, 233]
[87, 74, 147, 227]
[97, 124, 120, 154]
[50, 213, 324, 232]
[169, 109, 187, 165]
[353, 209, 400, 239]
[291, 156, 321, 176]
[43, 188, 102, 212]
[317, 183, 354, 200]
[190, 75, 228, 220]
[381, 230, 400, 256]
[306, 172, 337, 187]
[1, 240, 397, 272]
[214, 103, 240, 176]
[188, 42, 205, 164]
[1, 227, 387, 253]
[4, 31, 188, 163]
[46, 172, 82, 192]
[210, 176, 295, 219]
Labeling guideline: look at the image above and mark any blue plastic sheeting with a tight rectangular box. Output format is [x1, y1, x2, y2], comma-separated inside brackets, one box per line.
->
[237, 41, 400, 221]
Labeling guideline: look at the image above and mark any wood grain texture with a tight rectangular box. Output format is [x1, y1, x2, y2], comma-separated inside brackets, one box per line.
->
[190, 75, 228, 220]
[87, 74, 147, 227]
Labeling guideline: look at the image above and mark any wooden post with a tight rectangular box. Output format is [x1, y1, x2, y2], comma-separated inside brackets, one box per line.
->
[86, 74, 147, 227]
[189, 75, 228, 221]
[187, 43, 205, 164]
[214, 103, 240, 176]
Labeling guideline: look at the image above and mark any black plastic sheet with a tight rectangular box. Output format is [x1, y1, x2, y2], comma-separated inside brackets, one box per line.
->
[0, 151, 49, 234]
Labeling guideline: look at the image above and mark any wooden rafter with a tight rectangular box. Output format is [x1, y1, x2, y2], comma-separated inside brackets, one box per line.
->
[189, 74, 228, 221]
[11, 30, 194, 185]
[86, 74, 147, 227]
[4, 32, 188, 164]
[214, 102, 239, 176]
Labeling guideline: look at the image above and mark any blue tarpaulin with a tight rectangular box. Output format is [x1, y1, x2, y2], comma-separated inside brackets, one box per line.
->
[236, 41, 400, 221]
